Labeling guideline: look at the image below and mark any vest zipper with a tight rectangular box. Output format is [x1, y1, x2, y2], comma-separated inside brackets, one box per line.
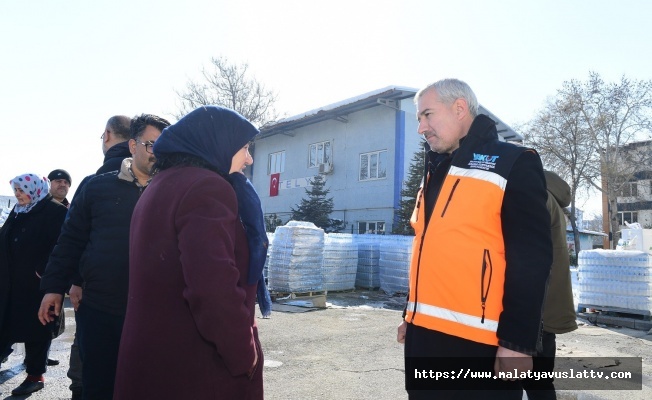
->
[480, 249, 493, 324]
[410, 190, 426, 323]
[440, 179, 460, 217]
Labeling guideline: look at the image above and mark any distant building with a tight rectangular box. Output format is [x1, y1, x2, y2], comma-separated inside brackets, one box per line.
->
[565, 208, 607, 253]
[612, 140, 652, 230]
[599, 139, 652, 247]
[250, 86, 522, 234]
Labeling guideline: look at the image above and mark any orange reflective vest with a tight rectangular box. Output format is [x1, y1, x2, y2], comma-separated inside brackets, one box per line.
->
[406, 136, 530, 346]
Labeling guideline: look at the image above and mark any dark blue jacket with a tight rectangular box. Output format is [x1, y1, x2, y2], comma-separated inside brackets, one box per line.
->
[41, 168, 146, 316]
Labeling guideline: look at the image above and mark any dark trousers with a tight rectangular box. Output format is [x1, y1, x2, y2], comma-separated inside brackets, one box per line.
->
[0, 339, 51, 376]
[405, 323, 523, 400]
[67, 331, 83, 393]
[76, 303, 124, 400]
[523, 331, 557, 400]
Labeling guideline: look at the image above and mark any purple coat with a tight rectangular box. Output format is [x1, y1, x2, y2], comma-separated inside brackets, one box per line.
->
[113, 166, 262, 400]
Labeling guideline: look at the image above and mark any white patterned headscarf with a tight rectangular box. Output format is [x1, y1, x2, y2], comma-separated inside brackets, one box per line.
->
[10, 173, 50, 214]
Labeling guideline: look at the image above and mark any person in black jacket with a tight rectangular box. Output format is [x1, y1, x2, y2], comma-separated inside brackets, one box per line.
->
[0, 173, 67, 396]
[99, 115, 133, 174]
[64, 115, 132, 400]
[397, 79, 552, 399]
[38, 114, 170, 400]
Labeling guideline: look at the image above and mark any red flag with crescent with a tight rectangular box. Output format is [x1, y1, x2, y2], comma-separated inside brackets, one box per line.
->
[270, 173, 280, 197]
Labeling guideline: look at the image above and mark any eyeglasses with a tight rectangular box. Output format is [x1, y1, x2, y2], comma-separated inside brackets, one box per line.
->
[137, 141, 155, 154]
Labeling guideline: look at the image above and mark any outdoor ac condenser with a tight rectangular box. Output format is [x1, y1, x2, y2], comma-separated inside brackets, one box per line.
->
[318, 162, 333, 174]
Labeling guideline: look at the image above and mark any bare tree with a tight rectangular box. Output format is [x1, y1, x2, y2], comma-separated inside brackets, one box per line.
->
[523, 87, 595, 254]
[175, 56, 280, 127]
[525, 72, 652, 248]
[575, 73, 652, 247]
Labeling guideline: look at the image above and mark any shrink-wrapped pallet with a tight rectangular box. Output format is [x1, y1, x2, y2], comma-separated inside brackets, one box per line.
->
[322, 233, 358, 291]
[354, 235, 381, 289]
[379, 235, 413, 295]
[268, 221, 324, 292]
[578, 249, 652, 313]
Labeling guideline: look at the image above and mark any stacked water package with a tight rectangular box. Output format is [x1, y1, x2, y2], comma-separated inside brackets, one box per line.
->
[268, 221, 324, 293]
[322, 233, 358, 291]
[578, 249, 652, 313]
[379, 235, 413, 295]
[355, 235, 381, 289]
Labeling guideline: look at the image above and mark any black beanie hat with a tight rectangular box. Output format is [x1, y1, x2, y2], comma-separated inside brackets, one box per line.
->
[48, 169, 72, 185]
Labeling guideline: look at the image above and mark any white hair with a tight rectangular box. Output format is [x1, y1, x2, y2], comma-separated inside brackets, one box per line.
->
[415, 78, 479, 118]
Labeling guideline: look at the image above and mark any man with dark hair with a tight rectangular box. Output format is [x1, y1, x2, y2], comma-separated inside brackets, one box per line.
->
[38, 114, 171, 400]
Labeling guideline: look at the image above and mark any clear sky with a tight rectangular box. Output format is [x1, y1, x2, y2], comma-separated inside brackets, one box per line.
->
[1, 0, 650, 216]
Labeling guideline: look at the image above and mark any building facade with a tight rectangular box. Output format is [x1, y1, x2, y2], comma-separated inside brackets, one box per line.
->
[613, 140, 652, 230]
[250, 86, 521, 234]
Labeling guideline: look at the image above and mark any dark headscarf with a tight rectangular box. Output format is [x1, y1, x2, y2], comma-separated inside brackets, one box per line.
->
[153, 106, 270, 314]
[153, 106, 258, 175]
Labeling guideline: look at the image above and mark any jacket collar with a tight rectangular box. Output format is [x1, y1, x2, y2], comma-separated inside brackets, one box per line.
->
[458, 114, 498, 150]
[425, 114, 498, 172]
[104, 141, 131, 164]
[118, 158, 151, 188]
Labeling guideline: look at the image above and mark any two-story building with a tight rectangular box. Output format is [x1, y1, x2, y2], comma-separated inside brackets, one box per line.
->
[250, 86, 522, 234]
[612, 140, 652, 230]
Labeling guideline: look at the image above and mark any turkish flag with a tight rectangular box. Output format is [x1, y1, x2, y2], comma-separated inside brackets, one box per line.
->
[270, 173, 280, 197]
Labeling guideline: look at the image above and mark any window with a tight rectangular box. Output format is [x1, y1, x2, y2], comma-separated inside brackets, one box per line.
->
[620, 182, 638, 197]
[358, 221, 385, 234]
[268, 151, 285, 174]
[359, 150, 387, 181]
[309, 141, 332, 168]
[617, 211, 638, 225]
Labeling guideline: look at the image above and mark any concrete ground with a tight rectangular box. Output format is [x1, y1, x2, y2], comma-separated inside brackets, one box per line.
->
[1, 291, 651, 399]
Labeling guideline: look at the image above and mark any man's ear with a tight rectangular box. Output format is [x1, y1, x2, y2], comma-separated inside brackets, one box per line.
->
[128, 139, 137, 156]
[455, 98, 469, 119]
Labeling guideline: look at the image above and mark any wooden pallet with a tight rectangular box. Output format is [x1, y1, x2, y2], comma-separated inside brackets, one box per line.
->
[271, 290, 327, 299]
[271, 290, 327, 308]
[578, 303, 651, 318]
[325, 288, 357, 294]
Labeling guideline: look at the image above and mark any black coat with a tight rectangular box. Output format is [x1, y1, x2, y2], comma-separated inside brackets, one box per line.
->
[41, 170, 145, 316]
[66, 142, 132, 288]
[0, 195, 67, 342]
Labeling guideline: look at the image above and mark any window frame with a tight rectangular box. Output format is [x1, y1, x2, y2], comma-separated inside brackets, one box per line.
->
[621, 181, 638, 197]
[617, 211, 638, 225]
[268, 150, 286, 175]
[359, 149, 388, 181]
[309, 140, 332, 168]
[358, 221, 386, 234]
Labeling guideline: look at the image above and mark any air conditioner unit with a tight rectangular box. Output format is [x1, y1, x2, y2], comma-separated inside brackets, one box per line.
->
[318, 162, 333, 174]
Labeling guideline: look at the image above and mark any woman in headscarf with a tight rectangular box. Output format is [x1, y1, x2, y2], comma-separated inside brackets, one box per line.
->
[114, 106, 264, 400]
[0, 173, 67, 396]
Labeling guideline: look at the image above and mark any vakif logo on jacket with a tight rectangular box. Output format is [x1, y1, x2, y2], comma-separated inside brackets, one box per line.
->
[468, 153, 500, 171]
